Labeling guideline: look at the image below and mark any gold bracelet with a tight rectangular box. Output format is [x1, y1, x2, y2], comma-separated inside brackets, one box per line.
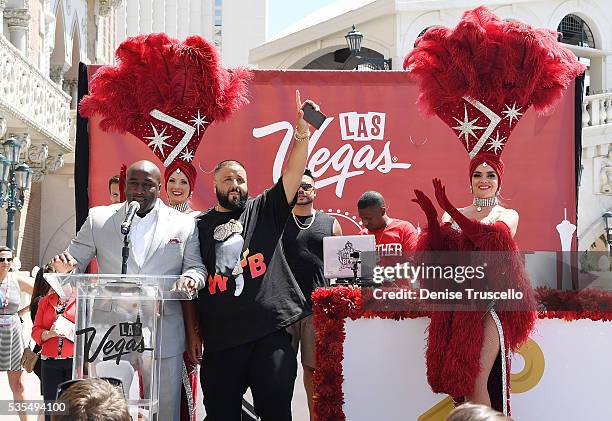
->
[293, 125, 310, 142]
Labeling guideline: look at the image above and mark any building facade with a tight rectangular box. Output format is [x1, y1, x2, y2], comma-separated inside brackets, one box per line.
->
[250, 0, 612, 252]
[0, 0, 120, 270]
[113, 0, 266, 67]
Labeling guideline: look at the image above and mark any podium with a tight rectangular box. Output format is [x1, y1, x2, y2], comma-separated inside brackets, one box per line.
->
[49, 273, 191, 420]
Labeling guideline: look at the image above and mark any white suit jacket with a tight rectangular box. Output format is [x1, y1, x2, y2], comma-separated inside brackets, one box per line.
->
[66, 200, 206, 357]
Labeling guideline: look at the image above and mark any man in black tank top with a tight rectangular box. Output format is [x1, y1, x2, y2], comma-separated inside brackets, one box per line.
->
[283, 169, 342, 420]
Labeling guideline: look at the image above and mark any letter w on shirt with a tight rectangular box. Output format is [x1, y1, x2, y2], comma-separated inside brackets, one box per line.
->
[208, 273, 228, 295]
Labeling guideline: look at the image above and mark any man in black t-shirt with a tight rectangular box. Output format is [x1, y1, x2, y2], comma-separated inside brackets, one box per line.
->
[194, 91, 318, 420]
[283, 168, 341, 420]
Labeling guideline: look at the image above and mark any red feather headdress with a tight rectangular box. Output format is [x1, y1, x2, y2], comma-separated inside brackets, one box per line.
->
[80, 33, 252, 168]
[403, 6, 585, 163]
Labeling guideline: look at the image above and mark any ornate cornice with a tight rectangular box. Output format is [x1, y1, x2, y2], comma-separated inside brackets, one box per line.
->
[4, 9, 31, 28]
[98, 0, 123, 17]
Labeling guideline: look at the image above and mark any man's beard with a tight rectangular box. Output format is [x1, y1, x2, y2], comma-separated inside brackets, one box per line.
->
[217, 188, 248, 211]
[296, 195, 314, 205]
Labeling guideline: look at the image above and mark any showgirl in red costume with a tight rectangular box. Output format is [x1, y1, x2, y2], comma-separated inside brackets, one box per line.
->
[404, 6, 585, 415]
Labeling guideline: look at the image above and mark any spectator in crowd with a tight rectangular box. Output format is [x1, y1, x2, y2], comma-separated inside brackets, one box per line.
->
[0, 246, 33, 421]
[32, 279, 76, 421]
[108, 175, 121, 205]
[52, 378, 130, 421]
[445, 403, 513, 421]
[28, 265, 54, 385]
[108, 175, 121, 204]
[109, 175, 120, 204]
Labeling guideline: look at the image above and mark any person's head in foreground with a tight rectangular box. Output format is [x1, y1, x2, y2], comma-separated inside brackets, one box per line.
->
[445, 403, 512, 421]
[52, 378, 130, 421]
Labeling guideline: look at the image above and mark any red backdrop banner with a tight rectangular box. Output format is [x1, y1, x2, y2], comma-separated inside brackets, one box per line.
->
[87, 69, 576, 252]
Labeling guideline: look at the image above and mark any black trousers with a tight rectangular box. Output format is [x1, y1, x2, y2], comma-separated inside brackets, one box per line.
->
[41, 358, 73, 420]
[201, 329, 297, 421]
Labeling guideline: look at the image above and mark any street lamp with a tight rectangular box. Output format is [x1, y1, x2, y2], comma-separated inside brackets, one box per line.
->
[0, 135, 32, 250]
[603, 211, 612, 252]
[344, 24, 392, 70]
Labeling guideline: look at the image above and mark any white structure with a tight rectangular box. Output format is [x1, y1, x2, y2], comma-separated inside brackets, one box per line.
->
[114, 0, 266, 67]
[251, 0, 612, 251]
[0, 0, 120, 270]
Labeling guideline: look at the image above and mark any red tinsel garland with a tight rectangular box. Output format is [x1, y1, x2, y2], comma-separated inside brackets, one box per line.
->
[312, 286, 612, 420]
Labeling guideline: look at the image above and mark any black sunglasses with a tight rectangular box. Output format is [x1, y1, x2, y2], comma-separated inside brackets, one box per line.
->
[299, 183, 314, 192]
[56, 377, 124, 399]
[0, 257, 13, 262]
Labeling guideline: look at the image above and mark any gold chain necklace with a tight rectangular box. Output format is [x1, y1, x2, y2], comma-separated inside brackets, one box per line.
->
[292, 211, 316, 231]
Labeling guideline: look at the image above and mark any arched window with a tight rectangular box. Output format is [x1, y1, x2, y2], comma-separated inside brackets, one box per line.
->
[557, 14, 596, 48]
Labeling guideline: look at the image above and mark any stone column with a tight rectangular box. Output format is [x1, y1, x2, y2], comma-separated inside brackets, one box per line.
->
[50, 64, 65, 86]
[189, 0, 201, 36]
[152, 0, 165, 33]
[4, 9, 31, 54]
[177, 0, 189, 39]
[125, 0, 139, 37]
[139, 0, 152, 34]
[63, 79, 78, 109]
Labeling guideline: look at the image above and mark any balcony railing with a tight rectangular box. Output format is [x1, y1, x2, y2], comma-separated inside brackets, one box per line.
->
[0, 35, 72, 151]
[583, 92, 612, 128]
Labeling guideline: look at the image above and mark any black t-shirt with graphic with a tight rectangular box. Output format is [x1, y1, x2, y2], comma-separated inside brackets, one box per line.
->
[195, 178, 308, 353]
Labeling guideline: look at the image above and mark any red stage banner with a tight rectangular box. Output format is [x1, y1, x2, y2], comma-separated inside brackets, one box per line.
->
[87, 69, 576, 252]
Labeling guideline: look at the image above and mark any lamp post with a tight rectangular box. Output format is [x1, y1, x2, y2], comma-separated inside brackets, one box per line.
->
[344, 24, 392, 70]
[603, 211, 612, 255]
[0, 135, 32, 250]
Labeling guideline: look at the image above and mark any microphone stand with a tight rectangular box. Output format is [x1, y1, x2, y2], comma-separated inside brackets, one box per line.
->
[121, 233, 130, 275]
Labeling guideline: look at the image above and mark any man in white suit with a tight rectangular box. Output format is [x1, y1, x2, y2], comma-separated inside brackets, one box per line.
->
[50, 160, 206, 421]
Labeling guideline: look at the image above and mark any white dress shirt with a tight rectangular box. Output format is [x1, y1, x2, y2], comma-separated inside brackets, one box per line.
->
[129, 199, 160, 267]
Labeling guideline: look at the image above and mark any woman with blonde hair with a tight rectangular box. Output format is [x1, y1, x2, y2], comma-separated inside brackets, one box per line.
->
[0, 246, 33, 421]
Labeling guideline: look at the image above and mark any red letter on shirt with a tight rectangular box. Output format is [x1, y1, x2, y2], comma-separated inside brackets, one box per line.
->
[208, 273, 228, 295]
[248, 253, 267, 278]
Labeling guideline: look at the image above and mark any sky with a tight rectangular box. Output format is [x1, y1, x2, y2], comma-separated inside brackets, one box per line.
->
[267, 0, 337, 39]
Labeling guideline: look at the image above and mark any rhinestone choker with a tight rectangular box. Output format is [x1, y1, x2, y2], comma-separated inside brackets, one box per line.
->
[170, 202, 189, 213]
[473, 196, 498, 212]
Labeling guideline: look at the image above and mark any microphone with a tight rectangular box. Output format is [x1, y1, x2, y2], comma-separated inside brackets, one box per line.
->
[121, 201, 141, 235]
